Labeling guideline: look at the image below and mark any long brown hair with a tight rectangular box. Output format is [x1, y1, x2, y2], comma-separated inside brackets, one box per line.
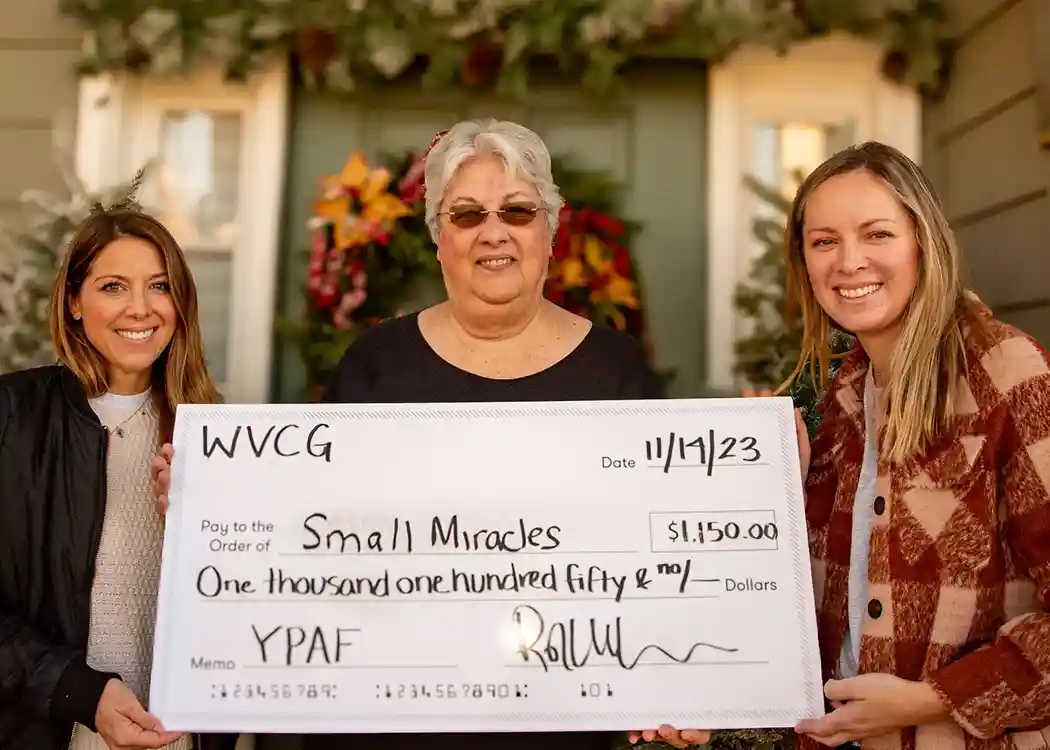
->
[48, 208, 222, 441]
[781, 141, 969, 464]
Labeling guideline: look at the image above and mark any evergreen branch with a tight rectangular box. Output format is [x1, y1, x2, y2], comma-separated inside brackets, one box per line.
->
[92, 162, 152, 214]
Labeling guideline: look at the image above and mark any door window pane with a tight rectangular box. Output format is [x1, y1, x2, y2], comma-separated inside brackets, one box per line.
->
[156, 110, 242, 249]
[184, 252, 232, 384]
[751, 121, 856, 199]
[150, 110, 243, 383]
[739, 121, 856, 337]
[746, 120, 856, 252]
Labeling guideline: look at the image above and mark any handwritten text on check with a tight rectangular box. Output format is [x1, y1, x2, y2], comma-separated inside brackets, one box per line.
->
[149, 399, 823, 734]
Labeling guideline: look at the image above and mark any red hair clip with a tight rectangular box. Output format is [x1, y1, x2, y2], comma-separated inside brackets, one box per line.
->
[426, 129, 449, 158]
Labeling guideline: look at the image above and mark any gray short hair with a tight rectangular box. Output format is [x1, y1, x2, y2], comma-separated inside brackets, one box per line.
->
[424, 118, 564, 243]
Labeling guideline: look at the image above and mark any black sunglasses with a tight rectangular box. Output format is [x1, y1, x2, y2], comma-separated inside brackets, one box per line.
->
[440, 204, 544, 229]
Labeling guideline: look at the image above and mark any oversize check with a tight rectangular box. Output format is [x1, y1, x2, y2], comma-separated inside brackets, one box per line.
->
[150, 398, 823, 734]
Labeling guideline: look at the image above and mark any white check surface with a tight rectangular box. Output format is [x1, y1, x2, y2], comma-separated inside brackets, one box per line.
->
[150, 398, 823, 734]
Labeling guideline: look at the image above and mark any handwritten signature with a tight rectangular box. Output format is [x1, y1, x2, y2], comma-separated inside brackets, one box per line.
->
[511, 604, 738, 672]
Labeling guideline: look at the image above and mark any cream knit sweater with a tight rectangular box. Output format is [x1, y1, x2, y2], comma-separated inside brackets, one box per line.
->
[69, 391, 193, 750]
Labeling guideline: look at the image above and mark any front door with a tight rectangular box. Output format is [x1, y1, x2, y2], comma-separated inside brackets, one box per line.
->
[275, 68, 710, 400]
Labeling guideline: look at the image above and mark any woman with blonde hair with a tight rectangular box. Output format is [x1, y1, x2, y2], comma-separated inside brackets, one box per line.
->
[0, 204, 234, 750]
[639, 141, 1050, 750]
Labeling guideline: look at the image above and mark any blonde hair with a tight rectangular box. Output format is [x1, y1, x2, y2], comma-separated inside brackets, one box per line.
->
[781, 141, 969, 464]
[48, 208, 222, 442]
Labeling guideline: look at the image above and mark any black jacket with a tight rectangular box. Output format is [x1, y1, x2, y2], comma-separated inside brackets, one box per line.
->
[0, 365, 237, 750]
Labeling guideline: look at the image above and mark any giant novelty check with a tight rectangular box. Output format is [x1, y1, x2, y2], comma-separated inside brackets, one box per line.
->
[149, 398, 823, 734]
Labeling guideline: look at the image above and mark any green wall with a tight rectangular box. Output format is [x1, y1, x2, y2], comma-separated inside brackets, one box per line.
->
[271, 66, 709, 402]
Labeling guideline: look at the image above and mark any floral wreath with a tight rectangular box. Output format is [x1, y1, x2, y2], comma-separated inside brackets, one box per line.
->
[279, 132, 662, 395]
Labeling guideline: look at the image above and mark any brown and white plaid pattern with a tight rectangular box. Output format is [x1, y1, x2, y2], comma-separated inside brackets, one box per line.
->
[800, 301, 1050, 750]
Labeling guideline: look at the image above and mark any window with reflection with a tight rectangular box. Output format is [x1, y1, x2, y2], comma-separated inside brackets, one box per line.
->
[736, 121, 856, 339]
[751, 121, 856, 200]
[746, 121, 855, 250]
[150, 110, 242, 384]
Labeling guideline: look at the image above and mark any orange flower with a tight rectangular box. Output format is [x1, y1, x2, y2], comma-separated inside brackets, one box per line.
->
[339, 153, 392, 202]
[363, 192, 413, 224]
[592, 273, 640, 309]
[556, 256, 587, 288]
[312, 153, 413, 250]
[581, 235, 609, 273]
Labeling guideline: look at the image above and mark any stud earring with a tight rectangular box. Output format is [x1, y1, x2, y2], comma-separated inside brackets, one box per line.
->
[72, 312, 81, 321]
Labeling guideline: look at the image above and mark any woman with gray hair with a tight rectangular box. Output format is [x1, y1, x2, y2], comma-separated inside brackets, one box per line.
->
[316, 117, 660, 407]
[151, 118, 662, 750]
[307, 121, 660, 747]
[309, 122, 659, 749]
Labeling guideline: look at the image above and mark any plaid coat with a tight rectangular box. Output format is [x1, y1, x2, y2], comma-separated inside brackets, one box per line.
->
[801, 302, 1050, 750]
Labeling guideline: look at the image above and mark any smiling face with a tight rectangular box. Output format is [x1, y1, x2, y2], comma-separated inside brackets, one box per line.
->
[70, 235, 177, 394]
[436, 154, 551, 316]
[802, 169, 920, 349]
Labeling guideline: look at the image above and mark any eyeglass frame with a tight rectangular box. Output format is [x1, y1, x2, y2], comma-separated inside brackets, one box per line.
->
[437, 203, 548, 229]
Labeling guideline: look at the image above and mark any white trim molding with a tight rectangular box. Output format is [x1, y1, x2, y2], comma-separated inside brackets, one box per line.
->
[74, 73, 127, 193]
[74, 58, 291, 404]
[705, 33, 922, 392]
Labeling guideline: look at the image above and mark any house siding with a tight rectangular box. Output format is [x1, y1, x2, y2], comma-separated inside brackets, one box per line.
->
[922, 0, 1050, 345]
[0, 0, 81, 219]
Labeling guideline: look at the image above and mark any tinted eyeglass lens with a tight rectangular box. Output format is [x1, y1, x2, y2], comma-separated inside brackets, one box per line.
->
[499, 206, 538, 225]
[447, 206, 539, 228]
[448, 209, 486, 228]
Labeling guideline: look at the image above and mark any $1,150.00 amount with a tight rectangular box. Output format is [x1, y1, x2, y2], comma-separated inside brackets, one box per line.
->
[650, 510, 780, 553]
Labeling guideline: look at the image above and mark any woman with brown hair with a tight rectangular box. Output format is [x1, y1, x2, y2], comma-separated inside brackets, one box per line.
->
[0, 205, 227, 750]
[642, 141, 1050, 750]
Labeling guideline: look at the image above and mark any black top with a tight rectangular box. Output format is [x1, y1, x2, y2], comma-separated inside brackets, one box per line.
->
[307, 312, 661, 750]
[321, 311, 663, 405]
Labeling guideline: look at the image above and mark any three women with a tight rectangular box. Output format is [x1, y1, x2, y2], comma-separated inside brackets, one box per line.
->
[14, 121, 1049, 750]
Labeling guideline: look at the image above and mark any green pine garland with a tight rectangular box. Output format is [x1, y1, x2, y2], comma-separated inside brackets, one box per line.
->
[57, 0, 951, 98]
